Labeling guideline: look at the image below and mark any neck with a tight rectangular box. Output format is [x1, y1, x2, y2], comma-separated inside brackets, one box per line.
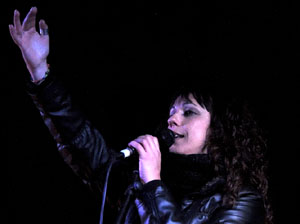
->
[161, 152, 216, 199]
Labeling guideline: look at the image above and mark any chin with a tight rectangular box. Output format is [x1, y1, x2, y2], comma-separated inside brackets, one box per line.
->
[169, 145, 206, 155]
[169, 146, 187, 154]
[168, 146, 178, 153]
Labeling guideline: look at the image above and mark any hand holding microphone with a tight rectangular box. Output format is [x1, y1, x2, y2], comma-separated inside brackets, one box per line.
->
[120, 129, 174, 184]
[128, 135, 162, 184]
[119, 129, 175, 159]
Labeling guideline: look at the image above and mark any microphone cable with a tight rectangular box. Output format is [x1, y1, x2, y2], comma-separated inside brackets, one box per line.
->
[98, 128, 174, 223]
[98, 155, 115, 224]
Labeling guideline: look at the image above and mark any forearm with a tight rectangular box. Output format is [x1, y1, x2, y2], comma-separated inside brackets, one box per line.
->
[26, 72, 110, 175]
[137, 180, 183, 224]
[27, 73, 83, 141]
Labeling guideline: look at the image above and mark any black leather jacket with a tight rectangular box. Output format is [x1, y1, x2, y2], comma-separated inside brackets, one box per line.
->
[26, 74, 265, 223]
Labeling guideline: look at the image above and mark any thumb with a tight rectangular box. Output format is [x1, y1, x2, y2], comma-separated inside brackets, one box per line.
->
[39, 19, 49, 36]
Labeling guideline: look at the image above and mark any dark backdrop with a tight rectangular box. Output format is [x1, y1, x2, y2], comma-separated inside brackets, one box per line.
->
[6, 0, 297, 223]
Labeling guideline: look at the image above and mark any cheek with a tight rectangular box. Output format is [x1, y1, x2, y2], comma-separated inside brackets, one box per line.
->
[191, 121, 210, 142]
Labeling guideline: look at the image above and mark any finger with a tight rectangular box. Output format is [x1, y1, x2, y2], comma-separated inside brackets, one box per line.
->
[139, 136, 152, 151]
[144, 135, 159, 153]
[13, 9, 22, 34]
[39, 19, 49, 35]
[152, 136, 160, 152]
[8, 24, 19, 44]
[146, 135, 160, 153]
[128, 141, 146, 156]
[22, 7, 37, 31]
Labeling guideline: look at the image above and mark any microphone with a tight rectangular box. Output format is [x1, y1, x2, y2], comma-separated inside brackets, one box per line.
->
[118, 129, 175, 159]
[119, 146, 135, 158]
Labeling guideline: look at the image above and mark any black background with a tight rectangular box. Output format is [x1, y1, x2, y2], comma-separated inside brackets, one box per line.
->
[6, 0, 298, 223]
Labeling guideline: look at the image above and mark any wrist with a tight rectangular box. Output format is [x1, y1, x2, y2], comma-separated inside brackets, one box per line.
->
[28, 61, 49, 82]
[143, 175, 161, 184]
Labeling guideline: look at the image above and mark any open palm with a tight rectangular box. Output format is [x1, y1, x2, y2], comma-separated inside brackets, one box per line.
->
[9, 7, 49, 73]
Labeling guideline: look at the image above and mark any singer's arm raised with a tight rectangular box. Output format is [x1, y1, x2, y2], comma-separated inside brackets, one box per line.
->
[26, 74, 113, 193]
[9, 7, 120, 194]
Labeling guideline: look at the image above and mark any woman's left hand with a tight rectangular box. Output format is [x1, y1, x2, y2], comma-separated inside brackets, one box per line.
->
[128, 135, 161, 184]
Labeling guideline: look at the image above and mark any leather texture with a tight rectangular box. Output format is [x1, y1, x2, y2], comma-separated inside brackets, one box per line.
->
[27, 74, 265, 223]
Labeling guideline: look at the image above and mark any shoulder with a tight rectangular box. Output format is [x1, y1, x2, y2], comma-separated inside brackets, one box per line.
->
[236, 187, 265, 209]
[208, 186, 265, 224]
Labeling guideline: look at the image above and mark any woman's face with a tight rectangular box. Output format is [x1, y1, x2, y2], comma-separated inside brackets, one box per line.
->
[168, 93, 211, 154]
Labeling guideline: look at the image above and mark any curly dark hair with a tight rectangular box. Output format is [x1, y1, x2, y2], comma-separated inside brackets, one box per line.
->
[169, 83, 273, 224]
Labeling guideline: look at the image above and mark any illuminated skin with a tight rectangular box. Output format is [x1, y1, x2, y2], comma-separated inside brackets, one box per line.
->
[168, 94, 211, 155]
[9, 7, 49, 81]
[129, 93, 211, 184]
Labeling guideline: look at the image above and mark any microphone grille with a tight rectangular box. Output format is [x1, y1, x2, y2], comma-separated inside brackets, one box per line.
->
[159, 129, 175, 148]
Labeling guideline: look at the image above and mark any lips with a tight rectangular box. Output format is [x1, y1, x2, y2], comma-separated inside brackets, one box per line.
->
[169, 130, 184, 139]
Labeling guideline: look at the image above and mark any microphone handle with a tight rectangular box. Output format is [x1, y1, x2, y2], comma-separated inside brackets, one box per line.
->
[118, 129, 174, 159]
[119, 147, 136, 158]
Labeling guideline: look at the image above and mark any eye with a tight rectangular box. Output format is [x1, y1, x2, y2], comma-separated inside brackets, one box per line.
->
[183, 110, 195, 117]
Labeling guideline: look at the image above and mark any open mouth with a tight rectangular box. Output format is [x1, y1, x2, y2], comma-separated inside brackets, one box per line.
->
[171, 131, 184, 139]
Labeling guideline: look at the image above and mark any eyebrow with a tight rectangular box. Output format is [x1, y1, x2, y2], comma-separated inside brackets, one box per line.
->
[170, 99, 198, 111]
[183, 100, 197, 106]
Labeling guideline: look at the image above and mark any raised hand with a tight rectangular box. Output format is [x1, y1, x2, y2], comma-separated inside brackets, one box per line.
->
[9, 7, 49, 81]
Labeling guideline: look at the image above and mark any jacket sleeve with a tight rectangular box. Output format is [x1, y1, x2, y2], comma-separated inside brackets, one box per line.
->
[136, 180, 183, 223]
[25, 73, 112, 194]
[137, 181, 265, 224]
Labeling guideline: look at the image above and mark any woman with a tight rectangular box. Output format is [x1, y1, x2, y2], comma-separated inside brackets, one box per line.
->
[9, 7, 273, 223]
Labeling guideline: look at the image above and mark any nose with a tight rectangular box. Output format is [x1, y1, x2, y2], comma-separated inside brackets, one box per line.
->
[168, 113, 180, 127]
